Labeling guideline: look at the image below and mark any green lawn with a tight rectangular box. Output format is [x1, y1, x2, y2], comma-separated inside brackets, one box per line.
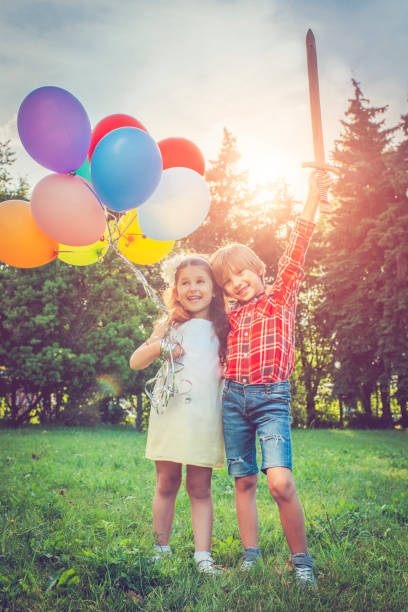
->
[0, 427, 407, 611]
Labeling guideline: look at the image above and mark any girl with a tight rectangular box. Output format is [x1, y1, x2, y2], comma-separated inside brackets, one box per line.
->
[129, 255, 229, 574]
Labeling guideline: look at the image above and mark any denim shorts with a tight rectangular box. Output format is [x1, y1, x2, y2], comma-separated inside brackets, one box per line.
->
[222, 379, 292, 477]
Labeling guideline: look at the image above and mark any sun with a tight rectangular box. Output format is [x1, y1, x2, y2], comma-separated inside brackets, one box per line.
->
[239, 151, 308, 201]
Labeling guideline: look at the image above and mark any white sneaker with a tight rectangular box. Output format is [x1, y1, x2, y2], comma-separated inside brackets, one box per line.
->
[292, 553, 316, 588]
[240, 548, 261, 571]
[151, 546, 172, 563]
[196, 557, 223, 575]
[294, 564, 316, 587]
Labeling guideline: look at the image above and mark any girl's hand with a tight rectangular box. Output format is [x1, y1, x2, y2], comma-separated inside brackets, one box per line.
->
[130, 319, 169, 370]
[150, 319, 169, 343]
[172, 343, 185, 359]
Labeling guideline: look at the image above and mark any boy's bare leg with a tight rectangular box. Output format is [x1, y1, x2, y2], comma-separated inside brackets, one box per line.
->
[186, 465, 213, 552]
[235, 473, 259, 548]
[266, 467, 307, 554]
[153, 460, 182, 545]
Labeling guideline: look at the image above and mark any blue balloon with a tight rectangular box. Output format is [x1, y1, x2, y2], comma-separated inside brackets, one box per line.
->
[91, 127, 162, 212]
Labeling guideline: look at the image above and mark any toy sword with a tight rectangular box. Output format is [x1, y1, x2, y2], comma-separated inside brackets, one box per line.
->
[302, 29, 335, 212]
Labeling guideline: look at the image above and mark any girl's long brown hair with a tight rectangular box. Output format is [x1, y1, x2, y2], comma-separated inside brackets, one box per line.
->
[163, 255, 230, 361]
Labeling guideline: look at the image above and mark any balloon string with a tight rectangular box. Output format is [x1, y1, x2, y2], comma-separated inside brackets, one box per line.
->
[116, 211, 139, 241]
[111, 243, 167, 313]
[74, 174, 106, 213]
[76, 176, 118, 246]
[71, 173, 143, 244]
[69, 172, 183, 412]
[70, 172, 166, 311]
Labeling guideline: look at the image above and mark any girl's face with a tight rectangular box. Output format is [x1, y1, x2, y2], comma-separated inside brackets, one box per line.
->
[175, 264, 214, 320]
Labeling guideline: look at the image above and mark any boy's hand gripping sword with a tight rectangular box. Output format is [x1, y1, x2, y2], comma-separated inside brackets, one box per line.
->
[302, 29, 337, 213]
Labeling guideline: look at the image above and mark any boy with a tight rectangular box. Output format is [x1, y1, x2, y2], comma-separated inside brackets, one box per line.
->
[211, 171, 330, 585]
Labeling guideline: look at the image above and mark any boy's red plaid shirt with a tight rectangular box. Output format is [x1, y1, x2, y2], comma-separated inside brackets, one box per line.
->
[224, 218, 315, 384]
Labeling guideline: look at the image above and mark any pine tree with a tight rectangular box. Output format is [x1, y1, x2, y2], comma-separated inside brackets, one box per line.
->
[321, 80, 398, 425]
[370, 111, 408, 426]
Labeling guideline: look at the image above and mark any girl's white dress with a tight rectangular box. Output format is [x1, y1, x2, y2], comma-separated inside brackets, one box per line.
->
[145, 318, 225, 469]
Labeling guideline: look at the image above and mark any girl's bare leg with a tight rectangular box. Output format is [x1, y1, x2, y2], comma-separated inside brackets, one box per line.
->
[153, 460, 182, 545]
[185, 465, 213, 551]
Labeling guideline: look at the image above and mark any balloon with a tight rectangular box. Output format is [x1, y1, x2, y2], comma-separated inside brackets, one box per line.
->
[58, 235, 109, 266]
[76, 157, 91, 183]
[137, 168, 210, 241]
[0, 200, 58, 268]
[17, 86, 91, 173]
[91, 127, 162, 212]
[117, 211, 174, 264]
[88, 114, 147, 160]
[158, 137, 205, 175]
[31, 174, 106, 246]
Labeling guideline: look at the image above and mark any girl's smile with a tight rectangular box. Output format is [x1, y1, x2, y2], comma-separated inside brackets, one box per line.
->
[175, 265, 214, 319]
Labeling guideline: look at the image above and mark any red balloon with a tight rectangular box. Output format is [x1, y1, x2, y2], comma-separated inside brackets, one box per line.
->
[88, 114, 147, 159]
[158, 137, 205, 175]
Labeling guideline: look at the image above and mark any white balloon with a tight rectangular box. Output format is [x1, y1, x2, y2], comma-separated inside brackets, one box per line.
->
[137, 167, 210, 241]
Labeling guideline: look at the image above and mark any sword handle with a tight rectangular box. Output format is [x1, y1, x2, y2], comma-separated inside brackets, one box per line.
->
[302, 162, 339, 214]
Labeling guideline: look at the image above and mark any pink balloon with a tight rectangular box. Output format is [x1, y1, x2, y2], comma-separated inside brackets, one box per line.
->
[31, 174, 106, 246]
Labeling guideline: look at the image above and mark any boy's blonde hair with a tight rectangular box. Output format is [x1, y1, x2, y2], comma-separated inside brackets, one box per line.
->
[211, 243, 266, 287]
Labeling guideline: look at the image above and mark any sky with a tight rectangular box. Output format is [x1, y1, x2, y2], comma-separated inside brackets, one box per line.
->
[1, 0, 407, 202]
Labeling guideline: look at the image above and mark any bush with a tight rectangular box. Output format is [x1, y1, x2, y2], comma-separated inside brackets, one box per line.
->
[59, 401, 101, 426]
[347, 411, 386, 429]
[98, 397, 128, 425]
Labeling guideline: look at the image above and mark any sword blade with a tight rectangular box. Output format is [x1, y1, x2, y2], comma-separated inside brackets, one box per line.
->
[306, 29, 325, 166]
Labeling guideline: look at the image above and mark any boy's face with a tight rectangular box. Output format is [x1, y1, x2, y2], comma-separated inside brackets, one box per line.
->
[222, 267, 264, 302]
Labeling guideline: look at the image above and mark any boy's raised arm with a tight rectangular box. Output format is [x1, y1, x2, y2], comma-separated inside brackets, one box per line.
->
[270, 171, 331, 305]
[300, 170, 331, 222]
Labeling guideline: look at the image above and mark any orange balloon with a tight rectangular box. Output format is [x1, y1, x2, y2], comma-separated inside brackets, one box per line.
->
[0, 200, 58, 268]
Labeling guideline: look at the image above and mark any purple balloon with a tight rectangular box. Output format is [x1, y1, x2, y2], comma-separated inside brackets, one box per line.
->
[18, 86, 91, 174]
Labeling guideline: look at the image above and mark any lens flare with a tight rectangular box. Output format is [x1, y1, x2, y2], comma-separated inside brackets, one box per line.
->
[96, 374, 122, 397]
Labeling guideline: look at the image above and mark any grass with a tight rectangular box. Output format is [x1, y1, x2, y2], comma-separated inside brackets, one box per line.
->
[0, 427, 407, 611]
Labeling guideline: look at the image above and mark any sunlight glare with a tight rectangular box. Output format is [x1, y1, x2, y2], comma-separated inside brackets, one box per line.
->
[239, 151, 308, 200]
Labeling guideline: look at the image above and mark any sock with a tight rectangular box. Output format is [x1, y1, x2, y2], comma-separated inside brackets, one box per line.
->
[155, 544, 171, 553]
[243, 546, 262, 560]
[194, 551, 212, 563]
[292, 552, 314, 568]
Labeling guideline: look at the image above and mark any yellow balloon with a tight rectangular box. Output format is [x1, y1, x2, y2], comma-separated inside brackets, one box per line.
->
[118, 211, 174, 264]
[58, 236, 109, 266]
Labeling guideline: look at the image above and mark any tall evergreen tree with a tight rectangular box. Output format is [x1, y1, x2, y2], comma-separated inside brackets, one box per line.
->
[370, 111, 408, 426]
[321, 80, 398, 425]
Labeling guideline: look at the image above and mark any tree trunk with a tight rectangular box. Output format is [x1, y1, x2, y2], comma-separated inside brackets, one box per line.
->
[54, 390, 64, 422]
[306, 391, 317, 427]
[135, 392, 144, 432]
[399, 399, 408, 427]
[361, 383, 372, 416]
[339, 398, 344, 429]
[39, 393, 52, 425]
[380, 380, 393, 428]
[396, 376, 408, 427]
